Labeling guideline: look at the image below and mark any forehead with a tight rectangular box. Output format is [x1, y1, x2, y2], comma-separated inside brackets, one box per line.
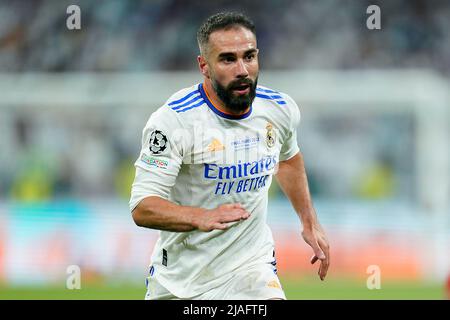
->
[207, 26, 257, 55]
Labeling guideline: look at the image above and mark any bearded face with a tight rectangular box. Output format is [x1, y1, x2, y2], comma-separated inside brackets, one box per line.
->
[210, 76, 258, 113]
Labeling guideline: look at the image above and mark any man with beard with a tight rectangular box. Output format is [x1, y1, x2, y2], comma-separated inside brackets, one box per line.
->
[130, 12, 330, 300]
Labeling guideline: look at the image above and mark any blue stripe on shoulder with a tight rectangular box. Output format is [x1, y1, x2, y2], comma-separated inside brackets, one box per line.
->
[168, 90, 200, 106]
[176, 99, 205, 113]
[255, 93, 273, 99]
[256, 87, 279, 94]
[255, 92, 287, 106]
[171, 94, 202, 110]
[269, 94, 283, 99]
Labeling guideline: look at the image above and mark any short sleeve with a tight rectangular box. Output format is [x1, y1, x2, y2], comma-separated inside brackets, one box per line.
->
[279, 94, 301, 161]
[129, 107, 187, 212]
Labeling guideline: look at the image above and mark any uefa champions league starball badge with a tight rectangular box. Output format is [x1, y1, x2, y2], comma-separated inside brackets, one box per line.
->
[266, 122, 275, 148]
[149, 129, 168, 155]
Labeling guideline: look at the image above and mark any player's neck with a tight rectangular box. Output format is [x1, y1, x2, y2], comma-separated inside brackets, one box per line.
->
[203, 80, 250, 116]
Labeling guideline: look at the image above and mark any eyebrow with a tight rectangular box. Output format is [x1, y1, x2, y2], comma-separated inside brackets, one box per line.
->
[217, 48, 258, 59]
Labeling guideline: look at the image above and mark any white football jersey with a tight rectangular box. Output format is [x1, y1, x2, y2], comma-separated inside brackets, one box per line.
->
[130, 83, 300, 298]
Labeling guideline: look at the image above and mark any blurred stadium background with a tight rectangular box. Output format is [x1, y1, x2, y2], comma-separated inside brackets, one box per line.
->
[0, 0, 449, 299]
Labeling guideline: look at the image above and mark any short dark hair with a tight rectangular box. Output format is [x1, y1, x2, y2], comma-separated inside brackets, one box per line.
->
[197, 12, 256, 55]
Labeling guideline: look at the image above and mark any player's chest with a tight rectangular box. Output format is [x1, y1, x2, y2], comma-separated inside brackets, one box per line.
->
[185, 118, 282, 165]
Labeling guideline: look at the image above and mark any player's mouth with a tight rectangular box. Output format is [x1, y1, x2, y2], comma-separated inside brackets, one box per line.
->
[231, 84, 250, 95]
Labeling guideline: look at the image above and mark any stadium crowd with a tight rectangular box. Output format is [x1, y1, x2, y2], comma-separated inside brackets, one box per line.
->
[0, 0, 449, 73]
[0, 0, 446, 201]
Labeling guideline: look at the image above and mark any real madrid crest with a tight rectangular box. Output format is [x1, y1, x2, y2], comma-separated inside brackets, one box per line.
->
[266, 122, 276, 148]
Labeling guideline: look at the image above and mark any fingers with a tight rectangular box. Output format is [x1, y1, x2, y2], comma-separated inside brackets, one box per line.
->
[220, 204, 250, 222]
[317, 238, 330, 281]
[239, 209, 250, 219]
[204, 204, 251, 232]
[303, 228, 330, 281]
[221, 203, 243, 210]
[310, 240, 326, 261]
[225, 208, 250, 222]
[211, 223, 228, 231]
[210, 216, 242, 231]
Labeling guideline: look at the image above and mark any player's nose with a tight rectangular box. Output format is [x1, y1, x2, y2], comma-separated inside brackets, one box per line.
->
[235, 59, 249, 78]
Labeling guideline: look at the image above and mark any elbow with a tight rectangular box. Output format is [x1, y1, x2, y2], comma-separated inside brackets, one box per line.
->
[132, 208, 144, 227]
[132, 205, 151, 227]
[132, 198, 158, 228]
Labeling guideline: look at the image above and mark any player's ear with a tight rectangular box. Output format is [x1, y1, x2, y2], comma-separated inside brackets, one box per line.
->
[197, 55, 210, 79]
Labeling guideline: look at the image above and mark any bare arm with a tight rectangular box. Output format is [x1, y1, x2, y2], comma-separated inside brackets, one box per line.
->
[132, 196, 250, 232]
[275, 152, 330, 281]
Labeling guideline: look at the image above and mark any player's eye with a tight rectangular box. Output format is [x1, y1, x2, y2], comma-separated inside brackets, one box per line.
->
[221, 56, 236, 63]
[245, 53, 256, 61]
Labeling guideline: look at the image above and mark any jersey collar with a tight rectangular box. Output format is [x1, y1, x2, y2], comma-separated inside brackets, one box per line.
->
[199, 83, 252, 120]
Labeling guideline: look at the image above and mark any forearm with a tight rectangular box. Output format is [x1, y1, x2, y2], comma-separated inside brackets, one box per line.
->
[277, 153, 330, 280]
[132, 196, 205, 232]
[275, 152, 319, 229]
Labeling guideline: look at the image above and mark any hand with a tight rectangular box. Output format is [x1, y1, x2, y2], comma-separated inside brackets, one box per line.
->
[302, 224, 330, 281]
[194, 203, 250, 232]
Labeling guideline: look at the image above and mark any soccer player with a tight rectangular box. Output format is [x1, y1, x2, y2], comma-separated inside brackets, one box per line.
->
[130, 12, 330, 300]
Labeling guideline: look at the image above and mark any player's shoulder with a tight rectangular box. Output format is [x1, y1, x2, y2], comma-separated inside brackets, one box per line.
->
[255, 85, 297, 108]
[147, 83, 207, 128]
[163, 83, 207, 116]
[255, 84, 300, 119]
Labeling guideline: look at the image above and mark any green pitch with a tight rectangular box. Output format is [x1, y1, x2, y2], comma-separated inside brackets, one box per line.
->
[0, 277, 445, 300]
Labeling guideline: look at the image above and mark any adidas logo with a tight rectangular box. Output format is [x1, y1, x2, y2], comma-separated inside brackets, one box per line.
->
[207, 138, 225, 152]
[267, 280, 281, 289]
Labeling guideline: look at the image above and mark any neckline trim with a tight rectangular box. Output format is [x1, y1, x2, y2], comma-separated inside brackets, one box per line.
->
[198, 83, 252, 120]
